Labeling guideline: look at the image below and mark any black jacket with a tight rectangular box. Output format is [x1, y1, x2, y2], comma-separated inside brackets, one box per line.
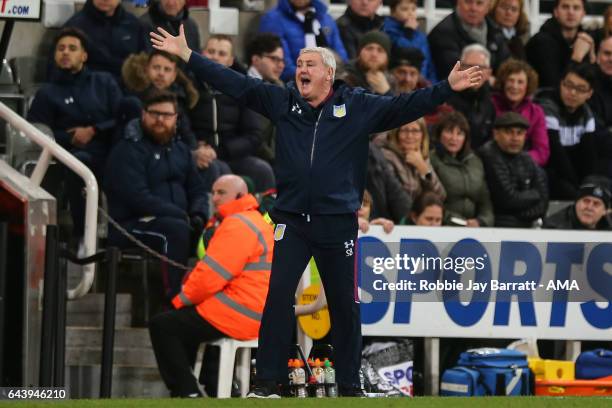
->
[526, 18, 588, 89]
[189, 83, 266, 161]
[543, 204, 611, 230]
[479, 140, 549, 227]
[589, 67, 612, 176]
[367, 143, 412, 223]
[336, 7, 384, 59]
[186, 52, 453, 214]
[139, 0, 201, 51]
[27, 68, 122, 155]
[63, 0, 149, 80]
[104, 119, 208, 224]
[446, 84, 496, 149]
[428, 12, 510, 79]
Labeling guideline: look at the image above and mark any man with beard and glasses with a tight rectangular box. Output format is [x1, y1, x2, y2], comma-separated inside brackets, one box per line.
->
[151, 25, 481, 397]
[104, 90, 208, 301]
[28, 27, 122, 251]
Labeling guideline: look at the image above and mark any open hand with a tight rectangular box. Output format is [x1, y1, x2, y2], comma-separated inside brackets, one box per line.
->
[150, 24, 192, 62]
[448, 61, 483, 92]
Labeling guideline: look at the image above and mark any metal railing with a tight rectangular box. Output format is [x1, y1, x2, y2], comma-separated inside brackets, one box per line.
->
[0, 102, 98, 300]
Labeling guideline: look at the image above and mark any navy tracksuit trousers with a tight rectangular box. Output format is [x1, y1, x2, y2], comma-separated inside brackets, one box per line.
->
[255, 209, 362, 387]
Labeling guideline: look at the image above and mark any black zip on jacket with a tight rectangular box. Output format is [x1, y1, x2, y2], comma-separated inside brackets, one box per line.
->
[187, 52, 453, 215]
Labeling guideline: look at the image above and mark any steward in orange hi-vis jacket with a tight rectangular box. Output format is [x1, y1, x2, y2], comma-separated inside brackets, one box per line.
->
[173, 193, 274, 339]
[149, 175, 274, 398]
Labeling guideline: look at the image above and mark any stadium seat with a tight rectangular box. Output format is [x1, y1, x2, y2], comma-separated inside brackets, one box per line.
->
[199, 337, 258, 398]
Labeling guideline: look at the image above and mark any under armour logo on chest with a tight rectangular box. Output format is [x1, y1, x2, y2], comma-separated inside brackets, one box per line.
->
[64, 97, 74, 104]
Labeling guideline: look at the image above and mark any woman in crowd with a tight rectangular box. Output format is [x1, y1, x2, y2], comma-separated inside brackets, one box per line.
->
[489, 0, 530, 60]
[409, 191, 444, 226]
[380, 118, 446, 202]
[430, 112, 494, 227]
[492, 58, 550, 166]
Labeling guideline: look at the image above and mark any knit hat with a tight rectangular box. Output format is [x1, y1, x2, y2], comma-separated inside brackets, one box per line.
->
[358, 31, 391, 57]
[577, 178, 611, 208]
[390, 46, 424, 71]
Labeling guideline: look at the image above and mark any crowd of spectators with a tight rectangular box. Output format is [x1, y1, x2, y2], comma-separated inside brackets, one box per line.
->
[24, 0, 612, 294]
[20, 0, 612, 397]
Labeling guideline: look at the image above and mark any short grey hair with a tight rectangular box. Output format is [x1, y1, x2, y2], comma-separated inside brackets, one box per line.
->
[460, 44, 491, 67]
[299, 47, 337, 80]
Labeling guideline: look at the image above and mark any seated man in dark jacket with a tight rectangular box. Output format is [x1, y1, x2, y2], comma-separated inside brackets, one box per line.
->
[525, 0, 593, 89]
[190, 35, 275, 192]
[446, 44, 496, 149]
[122, 49, 230, 190]
[479, 112, 549, 227]
[104, 90, 208, 300]
[544, 176, 611, 230]
[63, 0, 148, 82]
[536, 63, 598, 200]
[28, 27, 122, 244]
[336, 0, 384, 59]
[428, 0, 510, 79]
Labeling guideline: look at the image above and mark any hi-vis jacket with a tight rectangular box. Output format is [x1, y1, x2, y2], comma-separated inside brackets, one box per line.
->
[172, 194, 274, 340]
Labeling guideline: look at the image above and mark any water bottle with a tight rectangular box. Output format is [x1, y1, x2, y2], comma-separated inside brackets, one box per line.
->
[324, 358, 337, 397]
[288, 359, 297, 397]
[294, 359, 307, 398]
[312, 358, 326, 398]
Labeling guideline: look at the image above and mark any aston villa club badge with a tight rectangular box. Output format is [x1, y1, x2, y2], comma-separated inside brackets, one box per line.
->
[333, 104, 346, 118]
[274, 224, 287, 241]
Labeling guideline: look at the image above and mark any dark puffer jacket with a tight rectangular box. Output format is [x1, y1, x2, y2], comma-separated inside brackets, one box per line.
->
[526, 17, 589, 88]
[189, 82, 266, 161]
[104, 118, 208, 224]
[336, 6, 384, 59]
[543, 204, 611, 230]
[446, 84, 496, 149]
[428, 12, 510, 79]
[63, 0, 148, 80]
[478, 140, 549, 227]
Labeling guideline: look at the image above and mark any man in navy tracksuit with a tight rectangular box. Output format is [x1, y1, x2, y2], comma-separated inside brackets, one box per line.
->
[28, 27, 122, 242]
[151, 26, 482, 397]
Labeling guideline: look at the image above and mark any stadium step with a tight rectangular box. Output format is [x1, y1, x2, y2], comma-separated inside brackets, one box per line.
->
[65, 365, 166, 398]
[64, 293, 169, 398]
[66, 293, 132, 327]
[66, 326, 150, 349]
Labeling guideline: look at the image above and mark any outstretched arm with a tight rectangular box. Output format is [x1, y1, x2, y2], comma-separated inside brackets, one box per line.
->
[150, 25, 288, 121]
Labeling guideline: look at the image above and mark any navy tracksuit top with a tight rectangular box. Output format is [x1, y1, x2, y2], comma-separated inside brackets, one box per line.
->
[187, 53, 453, 215]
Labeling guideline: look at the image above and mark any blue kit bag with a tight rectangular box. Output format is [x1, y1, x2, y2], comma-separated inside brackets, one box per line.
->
[440, 348, 532, 396]
[575, 349, 612, 380]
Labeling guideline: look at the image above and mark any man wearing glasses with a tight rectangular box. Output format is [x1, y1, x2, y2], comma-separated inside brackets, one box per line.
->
[104, 90, 208, 301]
[246, 33, 286, 163]
[536, 63, 598, 200]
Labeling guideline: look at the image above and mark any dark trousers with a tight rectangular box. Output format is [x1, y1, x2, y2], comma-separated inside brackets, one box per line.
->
[149, 307, 225, 397]
[255, 209, 361, 387]
[108, 216, 190, 299]
[66, 149, 106, 237]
